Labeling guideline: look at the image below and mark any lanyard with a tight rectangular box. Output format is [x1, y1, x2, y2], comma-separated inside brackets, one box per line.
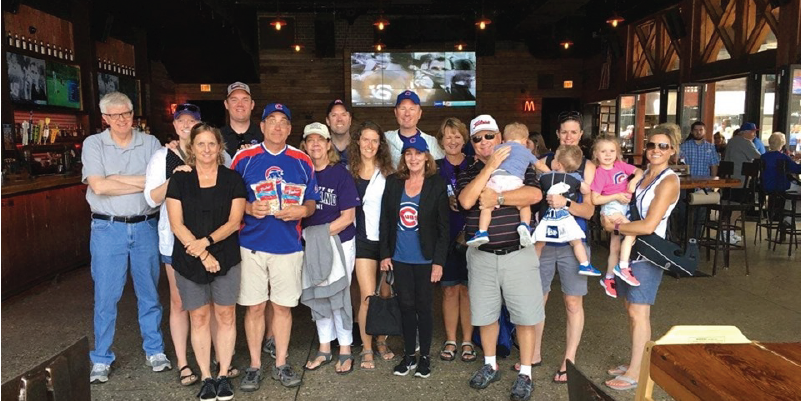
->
[635, 167, 670, 217]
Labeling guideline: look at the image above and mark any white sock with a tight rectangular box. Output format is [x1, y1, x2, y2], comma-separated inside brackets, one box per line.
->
[484, 356, 497, 370]
[519, 365, 532, 377]
[619, 261, 629, 269]
[605, 273, 614, 279]
[580, 261, 589, 267]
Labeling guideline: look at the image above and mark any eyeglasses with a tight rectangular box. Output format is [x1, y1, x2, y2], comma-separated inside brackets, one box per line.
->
[645, 142, 672, 151]
[264, 119, 290, 128]
[176, 104, 200, 113]
[103, 110, 134, 121]
[471, 133, 497, 143]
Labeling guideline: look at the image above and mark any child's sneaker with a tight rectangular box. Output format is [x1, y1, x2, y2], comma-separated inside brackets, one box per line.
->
[467, 231, 490, 247]
[600, 277, 617, 298]
[614, 265, 641, 286]
[517, 223, 534, 247]
[578, 264, 602, 276]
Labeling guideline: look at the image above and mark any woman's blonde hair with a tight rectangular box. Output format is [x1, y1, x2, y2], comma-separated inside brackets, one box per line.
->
[768, 132, 786, 151]
[185, 122, 225, 166]
[592, 134, 623, 165]
[300, 136, 340, 166]
[436, 117, 468, 148]
[648, 123, 681, 163]
[396, 149, 437, 180]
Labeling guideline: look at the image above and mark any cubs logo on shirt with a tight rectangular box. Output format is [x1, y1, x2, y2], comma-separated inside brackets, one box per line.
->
[613, 171, 627, 185]
[265, 166, 285, 183]
[398, 202, 419, 231]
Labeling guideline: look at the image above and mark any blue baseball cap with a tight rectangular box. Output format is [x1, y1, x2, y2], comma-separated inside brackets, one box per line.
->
[261, 103, 291, 121]
[173, 103, 201, 121]
[740, 122, 758, 131]
[395, 90, 421, 107]
[401, 136, 429, 154]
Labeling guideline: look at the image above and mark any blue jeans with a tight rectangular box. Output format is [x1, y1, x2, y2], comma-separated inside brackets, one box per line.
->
[89, 218, 164, 365]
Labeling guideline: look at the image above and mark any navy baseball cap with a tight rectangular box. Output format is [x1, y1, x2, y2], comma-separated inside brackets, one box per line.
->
[173, 103, 201, 121]
[261, 103, 291, 121]
[401, 136, 429, 154]
[740, 122, 758, 131]
[326, 99, 351, 115]
[395, 90, 421, 107]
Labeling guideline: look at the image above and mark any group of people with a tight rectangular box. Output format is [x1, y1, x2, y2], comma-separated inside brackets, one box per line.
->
[82, 83, 688, 401]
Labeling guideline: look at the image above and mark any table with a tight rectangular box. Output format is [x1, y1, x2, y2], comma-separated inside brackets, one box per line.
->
[679, 176, 742, 190]
[649, 342, 801, 401]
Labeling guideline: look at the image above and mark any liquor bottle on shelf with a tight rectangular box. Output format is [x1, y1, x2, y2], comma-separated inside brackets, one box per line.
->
[7, 32, 13, 47]
[39, 41, 45, 55]
[32, 40, 39, 53]
[58, 46, 64, 59]
[14, 34, 20, 48]
[46, 43, 52, 56]
[21, 36, 27, 50]
[68, 49, 74, 61]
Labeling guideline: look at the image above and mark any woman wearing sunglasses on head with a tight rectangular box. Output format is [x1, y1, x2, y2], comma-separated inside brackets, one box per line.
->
[600, 123, 681, 391]
[144, 105, 234, 387]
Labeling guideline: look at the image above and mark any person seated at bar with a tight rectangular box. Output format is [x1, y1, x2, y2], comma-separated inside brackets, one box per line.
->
[83, 92, 169, 384]
[166, 123, 246, 401]
[761, 132, 801, 236]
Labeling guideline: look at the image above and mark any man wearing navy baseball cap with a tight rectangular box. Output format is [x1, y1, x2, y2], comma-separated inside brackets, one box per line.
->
[384, 90, 444, 167]
[231, 102, 320, 391]
[222, 81, 264, 158]
[740, 122, 766, 155]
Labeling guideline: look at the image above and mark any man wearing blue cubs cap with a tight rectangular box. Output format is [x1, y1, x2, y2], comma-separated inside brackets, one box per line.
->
[384, 90, 444, 167]
[231, 101, 321, 391]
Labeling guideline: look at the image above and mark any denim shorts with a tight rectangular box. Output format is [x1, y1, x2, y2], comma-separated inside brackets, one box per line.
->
[160, 254, 173, 265]
[616, 260, 664, 305]
[441, 242, 468, 287]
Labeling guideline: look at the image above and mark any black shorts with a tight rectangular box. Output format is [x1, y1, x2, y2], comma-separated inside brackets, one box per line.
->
[355, 238, 380, 260]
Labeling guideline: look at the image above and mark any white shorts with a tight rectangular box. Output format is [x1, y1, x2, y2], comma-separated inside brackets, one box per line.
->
[601, 200, 629, 217]
[487, 173, 524, 193]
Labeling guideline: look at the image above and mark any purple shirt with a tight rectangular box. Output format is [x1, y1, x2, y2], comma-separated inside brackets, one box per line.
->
[438, 157, 469, 241]
[302, 163, 360, 242]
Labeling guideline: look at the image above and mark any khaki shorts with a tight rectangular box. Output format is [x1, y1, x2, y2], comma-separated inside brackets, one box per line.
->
[238, 247, 303, 307]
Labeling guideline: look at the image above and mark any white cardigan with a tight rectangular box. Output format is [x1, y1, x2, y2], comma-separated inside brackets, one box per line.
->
[360, 169, 386, 242]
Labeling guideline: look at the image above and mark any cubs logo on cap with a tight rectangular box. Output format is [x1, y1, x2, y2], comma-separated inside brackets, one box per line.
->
[469, 114, 499, 136]
[261, 103, 292, 121]
[395, 90, 421, 106]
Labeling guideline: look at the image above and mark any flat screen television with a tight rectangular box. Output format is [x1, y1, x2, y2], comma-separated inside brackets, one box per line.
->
[351, 52, 476, 107]
[46, 62, 81, 109]
[6, 52, 47, 105]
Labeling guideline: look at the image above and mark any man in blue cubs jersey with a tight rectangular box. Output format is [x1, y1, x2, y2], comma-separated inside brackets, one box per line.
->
[231, 103, 319, 390]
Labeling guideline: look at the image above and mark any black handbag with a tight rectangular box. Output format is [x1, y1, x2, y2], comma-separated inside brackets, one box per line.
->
[365, 271, 403, 336]
[629, 171, 699, 277]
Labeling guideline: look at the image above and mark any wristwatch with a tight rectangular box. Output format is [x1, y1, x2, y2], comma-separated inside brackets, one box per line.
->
[206, 235, 215, 245]
[497, 193, 505, 206]
[565, 199, 572, 208]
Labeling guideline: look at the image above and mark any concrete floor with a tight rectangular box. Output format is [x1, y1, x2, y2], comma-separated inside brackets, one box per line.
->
[2, 224, 799, 401]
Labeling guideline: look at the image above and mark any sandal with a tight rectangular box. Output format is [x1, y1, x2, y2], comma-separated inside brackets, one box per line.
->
[178, 365, 198, 386]
[511, 360, 542, 372]
[303, 351, 333, 371]
[336, 354, 354, 375]
[376, 338, 395, 360]
[359, 350, 376, 370]
[212, 360, 240, 379]
[460, 342, 477, 362]
[440, 341, 457, 361]
[553, 369, 568, 384]
[607, 364, 629, 376]
[605, 375, 638, 390]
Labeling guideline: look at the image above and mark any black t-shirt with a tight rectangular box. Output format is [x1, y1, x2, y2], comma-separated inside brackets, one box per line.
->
[221, 122, 263, 158]
[166, 167, 247, 284]
[456, 159, 540, 251]
[355, 177, 370, 241]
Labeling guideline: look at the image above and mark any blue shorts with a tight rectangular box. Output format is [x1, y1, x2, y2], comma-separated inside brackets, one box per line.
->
[160, 254, 173, 265]
[616, 260, 664, 305]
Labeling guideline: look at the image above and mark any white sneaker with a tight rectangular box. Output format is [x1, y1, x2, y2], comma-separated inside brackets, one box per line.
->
[146, 353, 172, 372]
[90, 363, 111, 383]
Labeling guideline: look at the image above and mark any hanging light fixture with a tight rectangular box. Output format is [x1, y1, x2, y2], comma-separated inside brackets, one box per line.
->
[374, 15, 390, 31]
[292, 43, 303, 52]
[560, 40, 574, 49]
[606, 12, 625, 28]
[374, 40, 385, 52]
[475, 16, 492, 30]
[270, 0, 286, 31]
[455, 40, 468, 51]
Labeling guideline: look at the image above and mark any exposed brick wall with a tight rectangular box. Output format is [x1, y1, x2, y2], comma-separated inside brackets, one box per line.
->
[166, 13, 585, 146]
[149, 61, 176, 143]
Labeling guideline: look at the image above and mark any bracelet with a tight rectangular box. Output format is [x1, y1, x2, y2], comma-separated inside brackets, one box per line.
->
[201, 251, 210, 261]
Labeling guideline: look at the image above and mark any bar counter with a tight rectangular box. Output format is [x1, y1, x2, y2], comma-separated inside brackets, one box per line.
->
[1, 174, 90, 300]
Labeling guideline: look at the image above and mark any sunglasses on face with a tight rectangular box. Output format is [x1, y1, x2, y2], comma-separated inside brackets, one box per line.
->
[177, 104, 200, 113]
[471, 133, 497, 143]
[645, 142, 671, 151]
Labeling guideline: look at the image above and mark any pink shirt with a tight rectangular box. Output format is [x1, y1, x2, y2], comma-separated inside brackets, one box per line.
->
[590, 161, 637, 195]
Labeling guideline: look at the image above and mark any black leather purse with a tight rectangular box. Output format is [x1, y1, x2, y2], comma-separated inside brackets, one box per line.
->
[365, 271, 403, 336]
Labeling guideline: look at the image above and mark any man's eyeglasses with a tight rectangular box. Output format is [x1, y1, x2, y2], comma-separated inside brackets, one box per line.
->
[264, 119, 290, 128]
[176, 104, 200, 113]
[103, 110, 134, 121]
[645, 142, 671, 151]
[471, 133, 497, 143]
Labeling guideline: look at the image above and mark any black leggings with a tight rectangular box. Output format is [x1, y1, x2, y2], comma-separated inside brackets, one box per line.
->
[392, 261, 433, 357]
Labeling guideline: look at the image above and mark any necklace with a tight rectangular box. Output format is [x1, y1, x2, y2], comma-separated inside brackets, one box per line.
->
[197, 166, 217, 179]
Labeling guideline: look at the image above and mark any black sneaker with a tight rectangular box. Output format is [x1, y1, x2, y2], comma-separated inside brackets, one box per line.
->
[197, 378, 217, 401]
[215, 376, 234, 401]
[414, 355, 431, 378]
[510, 374, 533, 401]
[469, 364, 501, 389]
[393, 355, 417, 376]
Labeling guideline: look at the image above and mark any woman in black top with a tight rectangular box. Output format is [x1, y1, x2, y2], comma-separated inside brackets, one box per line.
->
[379, 139, 449, 378]
[166, 123, 246, 401]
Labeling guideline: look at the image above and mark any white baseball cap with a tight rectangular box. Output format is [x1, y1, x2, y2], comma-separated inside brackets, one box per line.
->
[470, 114, 499, 136]
[303, 122, 331, 140]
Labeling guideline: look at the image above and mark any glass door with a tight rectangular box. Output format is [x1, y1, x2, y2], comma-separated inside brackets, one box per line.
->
[759, 73, 777, 144]
[617, 95, 637, 154]
[787, 66, 801, 153]
[678, 84, 705, 138]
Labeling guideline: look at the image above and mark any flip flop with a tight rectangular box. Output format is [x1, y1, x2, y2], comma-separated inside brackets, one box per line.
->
[552, 369, 568, 384]
[605, 375, 638, 390]
[376, 339, 395, 360]
[178, 365, 198, 386]
[303, 351, 333, 371]
[359, 350, 376, 370]
[440, 341, 457, 361]
[511, 360, 542, 372]
[607, 364, 629, 376]
[226, 366, 240, 379]
[336, 354, 355, 375]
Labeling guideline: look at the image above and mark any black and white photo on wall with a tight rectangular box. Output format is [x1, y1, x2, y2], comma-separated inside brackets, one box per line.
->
[6, 52, 47, 105]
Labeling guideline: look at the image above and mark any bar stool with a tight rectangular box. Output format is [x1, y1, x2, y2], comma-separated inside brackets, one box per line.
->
[756, 158, 782, 244]
[772, 159, 801, 257]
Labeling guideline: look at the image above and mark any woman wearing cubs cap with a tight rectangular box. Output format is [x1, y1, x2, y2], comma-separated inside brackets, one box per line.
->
[299, 122, 360, 375]
[379, 137, 449, 378]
